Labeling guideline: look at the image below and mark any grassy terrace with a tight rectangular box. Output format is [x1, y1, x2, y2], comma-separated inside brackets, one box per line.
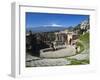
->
[80, 32, 89, 43]
[77, 32, 89, 54]
[79, 32, 89, 49]
[66, 58, 89, 65]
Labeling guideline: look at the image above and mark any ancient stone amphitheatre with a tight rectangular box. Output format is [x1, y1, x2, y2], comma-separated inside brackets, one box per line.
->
[26, 13, 90, 67]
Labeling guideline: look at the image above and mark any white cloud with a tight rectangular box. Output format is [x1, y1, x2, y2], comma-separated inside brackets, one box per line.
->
[43, 23, 63, 27]
[51, 24, 62, 27]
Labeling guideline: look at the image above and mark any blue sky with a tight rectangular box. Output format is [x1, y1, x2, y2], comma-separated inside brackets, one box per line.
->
[26, 12, 89, 28]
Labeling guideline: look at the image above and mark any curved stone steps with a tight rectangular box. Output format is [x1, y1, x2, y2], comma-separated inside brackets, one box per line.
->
[26, 58, 70, 67]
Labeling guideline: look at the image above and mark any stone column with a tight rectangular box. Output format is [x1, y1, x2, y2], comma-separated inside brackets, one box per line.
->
[55, 33, 58, 41]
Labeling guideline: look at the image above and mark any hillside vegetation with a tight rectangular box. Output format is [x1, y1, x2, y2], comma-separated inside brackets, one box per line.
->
[79, 32, 89, 49]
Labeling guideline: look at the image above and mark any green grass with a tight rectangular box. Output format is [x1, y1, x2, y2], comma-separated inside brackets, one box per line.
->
[79, 32, 89, 49]
[79, 33, 89, 43]
[76, 42, 84, 54]
[71, 59, 89, 65]
[66, 58, 89, 65]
